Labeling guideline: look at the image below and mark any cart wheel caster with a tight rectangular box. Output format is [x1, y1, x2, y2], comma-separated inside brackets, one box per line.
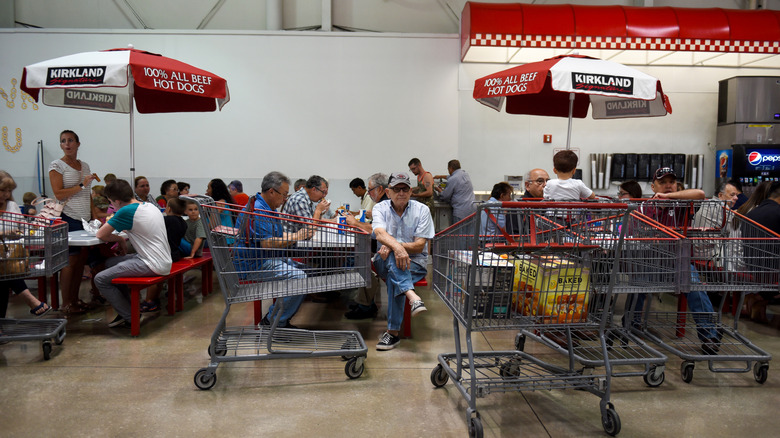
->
[194, 368, 217, 390]
[681, 361, 694, 383]
[42, 341, 52, 361]
[602, 407, 621, 436]
[430, 364, 449, 388]
[515, 334, 525, 351]
[345, 357, 364, 379]
[468, 416, 483, 438]
[499, 358, 521, 379]
[754, 362, 769, 384]
[643, 365, 665, 387]
[214, 347, 226, 357]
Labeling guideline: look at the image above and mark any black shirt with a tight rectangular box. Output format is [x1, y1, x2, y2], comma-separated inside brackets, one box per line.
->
[164, 215, 188, 262]
[746, 199, 780, 235]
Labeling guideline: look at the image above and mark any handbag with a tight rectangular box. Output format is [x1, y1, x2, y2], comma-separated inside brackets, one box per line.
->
[0, 237, 29, 276]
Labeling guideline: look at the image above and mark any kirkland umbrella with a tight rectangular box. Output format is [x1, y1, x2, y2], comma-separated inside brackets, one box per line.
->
[21, 46, 230, 179]
[473, 54, 671, 149]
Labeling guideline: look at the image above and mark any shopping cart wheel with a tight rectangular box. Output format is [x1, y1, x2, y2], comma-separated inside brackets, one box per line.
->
[753, 362, 769, 384]
[194, 368, 217, 390]
[680, 361, 695, 383]
[430, 364, 449, 388]
[643, 365, 665, 387]
[468, 416, 483, 438]
[42, 341, 52, 361]
[514, 334, 526, 352]
[602, 408, 621, 436]
[345, 357, 364, 379]
[499, 358, 522, 379]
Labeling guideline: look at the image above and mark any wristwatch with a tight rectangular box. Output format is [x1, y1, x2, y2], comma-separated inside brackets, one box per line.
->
[79, 183, 85, 189]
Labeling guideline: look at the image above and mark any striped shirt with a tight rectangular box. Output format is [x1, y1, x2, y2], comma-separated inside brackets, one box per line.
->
[49, 159, 92, 220]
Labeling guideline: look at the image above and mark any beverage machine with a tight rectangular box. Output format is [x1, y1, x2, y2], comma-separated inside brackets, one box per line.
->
[716, 76, 780, 197]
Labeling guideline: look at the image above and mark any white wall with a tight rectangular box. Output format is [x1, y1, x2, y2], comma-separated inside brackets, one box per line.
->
[0, 30, 458, 206]
[0, 28, 774, 207]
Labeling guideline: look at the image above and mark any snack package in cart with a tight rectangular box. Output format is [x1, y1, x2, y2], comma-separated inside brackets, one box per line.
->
[509, 254, 591, 324]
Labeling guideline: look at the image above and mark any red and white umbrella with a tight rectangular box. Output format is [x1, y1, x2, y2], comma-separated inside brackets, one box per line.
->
[473, 54, 671, 149]
[21, 46, 230, 179]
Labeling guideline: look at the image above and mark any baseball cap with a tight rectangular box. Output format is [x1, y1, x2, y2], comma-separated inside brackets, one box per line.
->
[229, 180, 243, 192]
[388, 172, 412, 188]
[653, 167, 677, 181]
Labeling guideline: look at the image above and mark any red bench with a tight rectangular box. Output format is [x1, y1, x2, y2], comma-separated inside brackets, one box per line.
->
[111, 254, 213, 336]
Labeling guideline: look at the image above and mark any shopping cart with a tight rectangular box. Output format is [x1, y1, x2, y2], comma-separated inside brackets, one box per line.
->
[187, 196, 371, 390]
[0, 211, 68, 359]
[630, 199, 774, 384]
[430, 201, 655, 437]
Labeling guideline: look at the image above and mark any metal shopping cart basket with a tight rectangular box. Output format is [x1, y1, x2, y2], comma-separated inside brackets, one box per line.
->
[0, 211, 68, 360]
[430, 201, 657, 437]
[187, 195, 371, 390]
[630, 199, 774, 384]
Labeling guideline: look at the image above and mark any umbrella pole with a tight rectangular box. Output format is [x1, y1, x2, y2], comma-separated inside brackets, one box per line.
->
[130, 94, 135, 183]
[566, 92, 574, 150]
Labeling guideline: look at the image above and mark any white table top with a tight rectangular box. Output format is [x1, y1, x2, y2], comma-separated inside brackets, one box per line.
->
[68, 230, 127, 247]
[295, 230, 356, 248]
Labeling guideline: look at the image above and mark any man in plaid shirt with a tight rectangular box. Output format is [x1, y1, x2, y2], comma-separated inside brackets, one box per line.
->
[281, 175, 332, 232]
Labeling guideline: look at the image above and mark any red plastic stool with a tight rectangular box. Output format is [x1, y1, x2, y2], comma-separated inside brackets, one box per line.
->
[401, 277, 428, 338]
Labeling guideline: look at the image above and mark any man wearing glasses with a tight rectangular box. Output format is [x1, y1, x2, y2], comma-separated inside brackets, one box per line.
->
[523, 168, 550, 199]
[281, 175, 332, 232]
[235, 171, 314, 328]
[372, 172, 435, 350]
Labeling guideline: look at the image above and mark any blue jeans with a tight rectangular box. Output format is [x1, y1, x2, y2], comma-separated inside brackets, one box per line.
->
[260, 258, 307, 326]
[373, 253, 427, 332]
[628, 264, 718, 343]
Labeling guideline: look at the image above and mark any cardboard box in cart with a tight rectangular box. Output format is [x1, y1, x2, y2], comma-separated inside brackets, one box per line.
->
[511, 255, 590, 323]
[447, 250, 514, 319]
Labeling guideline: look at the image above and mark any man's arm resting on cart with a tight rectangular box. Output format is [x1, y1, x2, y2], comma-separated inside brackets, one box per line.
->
[374, 227, 426, 271]
[653, 189, 705, 200]
[260, 228, 314, 249]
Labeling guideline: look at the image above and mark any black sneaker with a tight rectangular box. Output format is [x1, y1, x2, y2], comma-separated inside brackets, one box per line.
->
[410, 300, 427, 317]
[376, 331, 400, 351]
[108, 315, 127, 328]
[345, 303, 378, 320]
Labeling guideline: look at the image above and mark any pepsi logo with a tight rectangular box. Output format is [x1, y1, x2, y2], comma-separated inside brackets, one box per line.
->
[748, 151, 762, 166]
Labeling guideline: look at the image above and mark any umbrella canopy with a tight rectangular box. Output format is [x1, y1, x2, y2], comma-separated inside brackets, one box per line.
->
[473, 54, 671, 148]
[21, 47, 230, 179]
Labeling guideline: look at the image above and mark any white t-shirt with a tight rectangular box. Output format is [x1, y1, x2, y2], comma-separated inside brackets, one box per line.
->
[0, 200, 22, 234]
[108, 202, 172, 275]
[49, 159, 92, 220]
[543, 178, 593, 201]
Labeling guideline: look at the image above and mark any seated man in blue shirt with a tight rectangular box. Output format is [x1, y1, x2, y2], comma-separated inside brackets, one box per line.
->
[234, 171, 314, 328]
[372, 172, 436, 350]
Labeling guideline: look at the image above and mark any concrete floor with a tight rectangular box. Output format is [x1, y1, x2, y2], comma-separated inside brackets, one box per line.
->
[2, 272, 780, 438]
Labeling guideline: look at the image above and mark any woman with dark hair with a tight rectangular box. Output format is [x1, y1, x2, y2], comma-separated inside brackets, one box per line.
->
[206, 178, 235, 231]
[736, 181, 772, 216]
[618, 180, 643, 199]
[206, 178, 234, 206]
[156, 179, 179, 208]
[48, 130, 100, 315]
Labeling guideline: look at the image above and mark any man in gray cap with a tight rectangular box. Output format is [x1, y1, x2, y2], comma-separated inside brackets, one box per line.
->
[372, 171, 435, 350]
[228, 180, 249, 207]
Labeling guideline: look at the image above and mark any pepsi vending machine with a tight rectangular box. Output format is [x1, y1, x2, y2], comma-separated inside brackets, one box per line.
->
[716, 76, 780, 196]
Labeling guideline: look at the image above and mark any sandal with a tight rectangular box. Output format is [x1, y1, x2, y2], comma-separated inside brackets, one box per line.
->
[59, 302, 88, 316]
[30, 302, 52, 317]
[140, 300, 160, 313]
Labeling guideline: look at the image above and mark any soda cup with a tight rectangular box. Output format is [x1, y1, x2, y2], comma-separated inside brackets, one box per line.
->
[345, 203, 350, 212]
[337, 216, 347, 234]
[358, 209, 366, 222]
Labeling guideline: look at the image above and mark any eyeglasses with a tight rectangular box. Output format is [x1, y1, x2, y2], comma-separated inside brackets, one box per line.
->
[313, 185, 328, 195]
[390, 186, 411, 193]
[367, 185, 381, 193]
[617, 190, 630, 197]
[271, 188, 289, 199]
[532, 178, 550, 185]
